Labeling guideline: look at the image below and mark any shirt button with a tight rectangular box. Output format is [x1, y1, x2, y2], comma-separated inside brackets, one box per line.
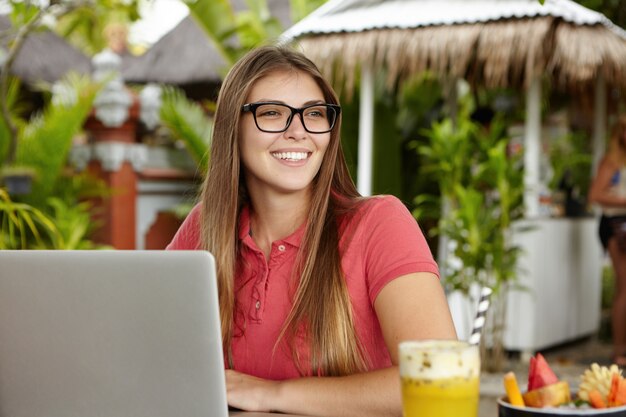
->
[278, 244, 286, 252]
[255, 301, 261, 310]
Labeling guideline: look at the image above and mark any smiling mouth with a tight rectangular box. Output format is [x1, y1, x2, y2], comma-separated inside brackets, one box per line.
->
[271, 151, 310, 161]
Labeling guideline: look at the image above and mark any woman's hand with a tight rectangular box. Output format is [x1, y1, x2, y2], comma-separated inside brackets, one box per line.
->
[225, 369, 281, 412]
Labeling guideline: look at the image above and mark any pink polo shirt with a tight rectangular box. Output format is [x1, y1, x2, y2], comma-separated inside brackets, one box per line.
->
[167, 195, 438, 380]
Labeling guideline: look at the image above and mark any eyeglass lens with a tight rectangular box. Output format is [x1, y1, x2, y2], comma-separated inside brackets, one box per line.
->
[253, 104, 337, 133]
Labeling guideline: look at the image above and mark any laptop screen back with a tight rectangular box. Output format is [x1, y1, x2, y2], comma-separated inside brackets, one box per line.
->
[0, 250, 228, 417]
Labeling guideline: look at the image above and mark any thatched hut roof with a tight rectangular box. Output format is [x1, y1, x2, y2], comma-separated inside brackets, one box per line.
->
[0, 15, 91, 84]
[281, 0, 626, 93]
[123, 0, 292, 86]
[122, 16, 226, 85]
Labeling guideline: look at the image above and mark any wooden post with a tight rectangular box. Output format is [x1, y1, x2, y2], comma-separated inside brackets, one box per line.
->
[87, 158, 137, 249]
[84, 99, 144, 249]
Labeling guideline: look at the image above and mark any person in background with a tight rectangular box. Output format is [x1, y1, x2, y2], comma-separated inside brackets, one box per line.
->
[167, 45, 456, 417]
[589, 116, 626, 366]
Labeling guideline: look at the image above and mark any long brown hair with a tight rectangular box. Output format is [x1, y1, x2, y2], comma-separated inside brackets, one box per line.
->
[200, 45, 367, 376]
[608, 116, 626, 167]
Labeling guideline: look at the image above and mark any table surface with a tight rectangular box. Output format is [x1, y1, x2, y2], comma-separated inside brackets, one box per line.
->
[230, 412, 306, 417]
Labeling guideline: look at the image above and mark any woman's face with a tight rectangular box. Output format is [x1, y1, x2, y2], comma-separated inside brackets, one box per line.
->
[239, 69, 331, 198]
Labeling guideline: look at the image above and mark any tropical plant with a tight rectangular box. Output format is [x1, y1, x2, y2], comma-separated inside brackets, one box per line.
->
[0, 187, 59, 249]
[15, 74, 101, 206]
[0, 72, 104, 234]
[184, 0, 330, 68]
[45, 197, 106, 249]
[547, 130, 593, 211]
[289, 0, 328, 23]
[54, 0, 141, 55]
[159, 87, 213, 174]
[0, 77, 29, 165]
[1, 172, 112, 249]
[414, 108, 525, 371]
[41, 172, 112, 250]
[414, 117, 477, 203]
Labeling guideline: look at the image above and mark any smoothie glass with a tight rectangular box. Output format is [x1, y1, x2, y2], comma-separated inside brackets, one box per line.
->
[399, 340, 480, 417]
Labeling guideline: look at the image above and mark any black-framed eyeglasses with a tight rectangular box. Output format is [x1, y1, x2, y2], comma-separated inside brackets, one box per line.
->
[242, 102, 341, 134]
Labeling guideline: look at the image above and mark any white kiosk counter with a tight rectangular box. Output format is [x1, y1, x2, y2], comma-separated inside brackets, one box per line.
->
[503, 216, 604, 352]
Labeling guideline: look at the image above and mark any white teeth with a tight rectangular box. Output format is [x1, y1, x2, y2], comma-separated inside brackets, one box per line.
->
[272, 152, 309, 161]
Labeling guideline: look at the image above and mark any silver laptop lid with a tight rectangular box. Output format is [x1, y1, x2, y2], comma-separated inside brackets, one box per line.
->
[0, 250, 228, 417]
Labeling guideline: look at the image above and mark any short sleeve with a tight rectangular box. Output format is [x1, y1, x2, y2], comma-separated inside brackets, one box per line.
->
[166, 203, 202, 250]
[350, 195, 439, 302]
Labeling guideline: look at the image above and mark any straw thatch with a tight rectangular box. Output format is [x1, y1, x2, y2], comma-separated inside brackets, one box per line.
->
[284, 1, 626, 94]
[122, 16, 226, 85]
[296, 17, 626, 94]
[0, 15, 91, 84]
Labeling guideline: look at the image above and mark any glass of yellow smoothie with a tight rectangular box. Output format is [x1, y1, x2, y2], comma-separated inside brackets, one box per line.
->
[399, 340, 480, 417]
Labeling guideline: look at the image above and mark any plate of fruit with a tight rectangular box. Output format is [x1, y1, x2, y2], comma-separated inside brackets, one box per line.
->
[498, 353, 626, 416]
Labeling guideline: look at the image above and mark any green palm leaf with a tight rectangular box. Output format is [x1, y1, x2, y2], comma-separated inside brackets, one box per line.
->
[159, 87, 212, 174]
[0, 187, 59, 249]
[16, 73, 101, 206]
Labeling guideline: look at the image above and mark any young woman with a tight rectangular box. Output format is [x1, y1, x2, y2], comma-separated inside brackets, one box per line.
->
[167, 45, 456, 417]
[589, 116, 626, 366]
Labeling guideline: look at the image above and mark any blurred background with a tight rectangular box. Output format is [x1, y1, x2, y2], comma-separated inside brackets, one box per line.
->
[1, 0, 625, 383]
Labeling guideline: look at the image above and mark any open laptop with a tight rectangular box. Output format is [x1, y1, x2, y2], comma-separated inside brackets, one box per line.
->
[0, 250, 229, 417]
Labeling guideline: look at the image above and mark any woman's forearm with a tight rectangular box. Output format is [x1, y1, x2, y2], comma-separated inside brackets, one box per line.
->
[272, 367, 402, 417]
[593, 194, 626, 208]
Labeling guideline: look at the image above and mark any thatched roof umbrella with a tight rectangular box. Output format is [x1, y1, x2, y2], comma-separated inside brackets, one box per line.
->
[281, 0, 626, 213]
[0, 15, 91, 84]
[122, 16, 225, 98]
[123, 0, 292, 98]
[283, 0, 626, 92]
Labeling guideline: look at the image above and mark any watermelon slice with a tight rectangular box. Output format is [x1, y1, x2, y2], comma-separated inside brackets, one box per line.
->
[528, 356, 537, 390]
[527, 353, 559, 391]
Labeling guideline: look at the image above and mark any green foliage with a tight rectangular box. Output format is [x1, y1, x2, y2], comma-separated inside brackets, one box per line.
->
[397, 73, 445, 214]
[54, 0, 141, 55]
[15, 73, 101, 206]
[289, 0, 328, 23]
[43, 173, 112, 249]
[576, 0, 626, 30]
[0, 187, 59, 249]
[547, 130, 592, 198]
[237, 0, 283, 48]
[415, 117, 477, 200]
[397, 73, 443, 137]
[1, 172, 112, 249]
[8, 0, 40, 27]
[4, 0, 141, 58]
[184, 0, 242, 66]
[159, 87, 213, 174]
[372, 89, 403, 196]
[414, 108, 524, 294]
[45, 197, 106, 249]
[0, 77, 28, 164]
[185, 0, 330, 66]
